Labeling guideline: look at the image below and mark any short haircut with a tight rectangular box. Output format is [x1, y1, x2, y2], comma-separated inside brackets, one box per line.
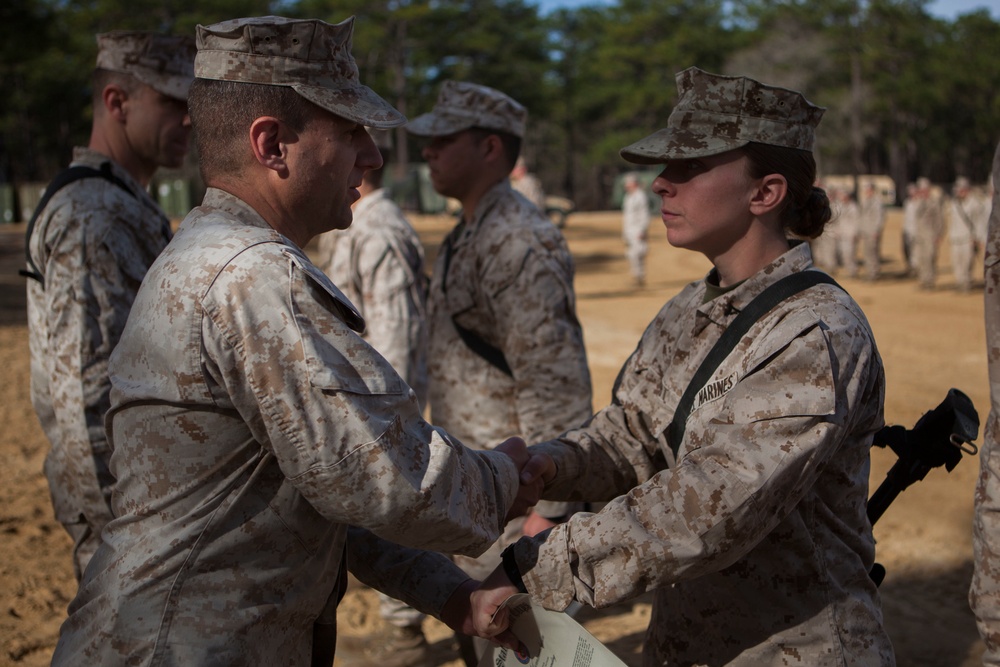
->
[468, 127, 522, 172]
[91, 68, 141, 106]
[188, 78, 313, 181]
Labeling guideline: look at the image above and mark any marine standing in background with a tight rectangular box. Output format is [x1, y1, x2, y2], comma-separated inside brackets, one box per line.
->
[971, 140, 1000, 664]
[315, 134, 428, 410]
[510, 155, 546, 214]
[51, 17, 548, 665]
[913, 176, 946, 290]
[621, 172, 651, 286]
[902, 182, 920, 277]
[24, 31, 195, 582]
[406, 80, 593, 666]
[858, 180, 885, 281]
[315, 135, 432, 666]
[948, 176, 987, 292]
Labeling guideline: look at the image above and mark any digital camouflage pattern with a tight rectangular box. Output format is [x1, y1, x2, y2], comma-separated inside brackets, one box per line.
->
[26, 147, 172, 581]
[96, 31, 196, 101]
[971, 140, 1000, 664]
[512, 243, 895, 666]
[619, 66, 825, 164]
[316, 187, 430, 633]
[50, 188, 521, 665]
[316, 188, 428, 409]
[405, 80, 527, 138]
[947, 178, 988, 292]
[427, 180, 592, 456]
[194, 16, 405, 129]
[427, 181, 592, 538]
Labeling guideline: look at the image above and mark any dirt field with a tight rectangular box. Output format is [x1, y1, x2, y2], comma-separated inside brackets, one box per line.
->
[0, 208, 990, 666]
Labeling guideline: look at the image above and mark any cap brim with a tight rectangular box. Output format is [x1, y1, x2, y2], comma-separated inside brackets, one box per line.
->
[620, 128, 748, 164]
[295, 83, 405, 129]
[404, 111, 477, 137]
[135, 72, 194, 102]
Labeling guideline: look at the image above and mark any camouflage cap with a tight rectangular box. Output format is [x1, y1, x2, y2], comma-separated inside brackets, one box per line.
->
[405, 81, 526, 138]
[96, 31, 196, 101]
[620, 67, 825, 164]
[194, 16, 404, 129]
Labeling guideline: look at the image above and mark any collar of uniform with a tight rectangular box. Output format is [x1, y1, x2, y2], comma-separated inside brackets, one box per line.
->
[201, 187, 283, 236]
[453, 179, 510, 247]
[692, 240, 813, 336]
[70, 146, 148, 200]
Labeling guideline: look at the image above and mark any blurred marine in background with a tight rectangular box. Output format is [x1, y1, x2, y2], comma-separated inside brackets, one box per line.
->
[24, 30, 195, 583]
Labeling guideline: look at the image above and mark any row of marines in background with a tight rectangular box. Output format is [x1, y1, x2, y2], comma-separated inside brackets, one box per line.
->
[812, 175, 992, 292]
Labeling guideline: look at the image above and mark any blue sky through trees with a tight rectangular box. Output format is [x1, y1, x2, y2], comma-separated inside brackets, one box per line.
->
[532, 0, 1000, 20]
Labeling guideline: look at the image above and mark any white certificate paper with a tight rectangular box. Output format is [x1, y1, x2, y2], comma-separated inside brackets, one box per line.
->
[477, 594, 627, 667]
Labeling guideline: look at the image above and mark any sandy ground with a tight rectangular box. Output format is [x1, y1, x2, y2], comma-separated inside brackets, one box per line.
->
[0, 208, 990, 666]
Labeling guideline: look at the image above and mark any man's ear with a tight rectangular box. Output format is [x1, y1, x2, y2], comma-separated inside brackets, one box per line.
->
[249, 117, 290, 175]
[102, 84, 128, 123]
[749, 173, 788, 216]
[481, 134, 505, 163]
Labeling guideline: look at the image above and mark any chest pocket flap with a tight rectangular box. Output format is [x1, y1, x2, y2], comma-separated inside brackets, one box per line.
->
[711, 307, 836, 425]
[286, 248, 404, 396]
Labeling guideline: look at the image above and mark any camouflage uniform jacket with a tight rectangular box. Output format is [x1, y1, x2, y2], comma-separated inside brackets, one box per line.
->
[427, 181, 592, 518]
[26, 146, 171, 533]
[51, 188, 520, 666]
[972, 141, 1000, 664]
[316, 188, 428, 408]
[427, 180, 592, 446]
[515, 243, 895, 666]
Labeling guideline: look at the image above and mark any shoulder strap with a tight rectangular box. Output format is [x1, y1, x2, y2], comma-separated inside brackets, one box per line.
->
[438, 218, 514, 378]
[665, 270, 844, 457]
[452, 320, 513, 376]
[20, 162, 136, 287]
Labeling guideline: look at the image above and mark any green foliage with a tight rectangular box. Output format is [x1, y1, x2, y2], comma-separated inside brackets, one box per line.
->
[2, 0, 999, 209]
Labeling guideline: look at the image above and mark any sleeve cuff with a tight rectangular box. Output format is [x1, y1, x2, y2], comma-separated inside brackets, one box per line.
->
[501, 544, 528, 594]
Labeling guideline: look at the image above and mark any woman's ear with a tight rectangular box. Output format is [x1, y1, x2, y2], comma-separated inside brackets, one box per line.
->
[749, 173, 788, 216]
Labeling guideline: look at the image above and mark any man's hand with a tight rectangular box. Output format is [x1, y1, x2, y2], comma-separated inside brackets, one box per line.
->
[468, 564, 524, 648]
[522, 510, 558, 537]
[441, 577, 522, 652]
[494, 437, 555, 521]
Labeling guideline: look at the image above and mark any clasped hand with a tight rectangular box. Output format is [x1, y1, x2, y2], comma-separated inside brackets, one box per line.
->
[494, 437, 555, 522]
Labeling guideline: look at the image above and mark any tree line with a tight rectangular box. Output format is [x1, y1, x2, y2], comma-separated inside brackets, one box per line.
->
[2, 0, 999, 211]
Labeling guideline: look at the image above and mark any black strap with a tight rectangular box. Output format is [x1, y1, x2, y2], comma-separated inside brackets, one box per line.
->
[453, 320, 513, 376]
[665, 270, 844, 457]
[20, 162, 135, 287]
[438, 215, 513, 377]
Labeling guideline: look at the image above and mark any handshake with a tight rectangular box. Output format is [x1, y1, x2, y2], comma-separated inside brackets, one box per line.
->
[437, 437, 558, 653]
[494, 436, 556, 523]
